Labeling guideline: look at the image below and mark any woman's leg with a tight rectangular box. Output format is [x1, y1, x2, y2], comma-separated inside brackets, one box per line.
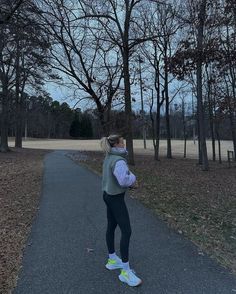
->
[103, 192, 118, 254]
[105, 193, 132, 263]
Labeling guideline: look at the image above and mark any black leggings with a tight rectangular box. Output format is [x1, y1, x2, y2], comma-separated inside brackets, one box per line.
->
[103, 191, 132, 263]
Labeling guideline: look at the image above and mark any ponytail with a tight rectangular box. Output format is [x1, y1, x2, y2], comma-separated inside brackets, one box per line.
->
[100, 137, 111, 153]
[100, 134, 122, 153]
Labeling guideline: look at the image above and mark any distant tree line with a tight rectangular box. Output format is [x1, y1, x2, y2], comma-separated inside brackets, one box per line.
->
[1, 91, 232, 142]
[2, 93, 94, 139]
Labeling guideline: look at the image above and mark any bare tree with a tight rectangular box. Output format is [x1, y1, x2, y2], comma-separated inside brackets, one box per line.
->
[194, 0, 209, 170]
[75, 0, 160, 164]
[205, 63, 216, 161]
[168, 0, 211, 169]
[137, 0, 183, 160]
[140, 41, 164, 160]
[40, 0, 123, 137]
[220, 0, 236, 159]
[155, 2, 181, 159]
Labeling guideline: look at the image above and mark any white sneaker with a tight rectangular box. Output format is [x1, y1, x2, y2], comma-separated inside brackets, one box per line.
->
[118, 269, 142, 287]
[105, 257, 123, 270]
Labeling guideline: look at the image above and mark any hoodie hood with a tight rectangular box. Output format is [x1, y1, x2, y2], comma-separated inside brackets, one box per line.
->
[110, 147, 128, 158]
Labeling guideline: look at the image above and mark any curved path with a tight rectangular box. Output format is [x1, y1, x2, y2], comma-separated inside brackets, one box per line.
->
[14, 151, 236, 294]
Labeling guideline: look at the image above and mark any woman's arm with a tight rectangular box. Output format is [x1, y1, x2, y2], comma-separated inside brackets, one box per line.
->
[113, 160, 136, 188]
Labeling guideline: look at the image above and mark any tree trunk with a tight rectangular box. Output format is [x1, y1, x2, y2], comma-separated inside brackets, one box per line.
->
[229, 111, 236, 160]
[228, 81, 236, 161]
[164, 50, 172, 159]
[15, 36, 23, 148]
[196, 65, 208, 170]
[213, 89, 222, 164]
[224, 72, 236, 161]
[225, 24, 236, 160]
[196, 0, 209, 170]
[166, 100, 172, 158]
[0, 27, 9, 152]
[122, 5, 134, 165]
[206, 65, 216, 161]
[209, 114, 216, 161]
[150, 89, 157, 158]
[209, 93, 216, 161]
[0, 78, 9, 152]
[94, 96, 112, 137]
[153, 53, 161, 161]
[123, 49, 134, 165]
[139, 56, 146, 149]
[182, 100, 187, 158]
[210, 123, 216, 161]
[215, 122, 222, 164]
[98, 111, 109, 136]
[15, 94, 24, 147]
[197, 108, 202, 164]
[105, 99, 112, 135]
[150, 88, 160, 161]
[155, 108, 161, 160]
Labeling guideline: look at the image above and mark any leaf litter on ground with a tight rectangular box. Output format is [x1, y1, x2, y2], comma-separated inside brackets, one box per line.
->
[0, 148, 49, 294]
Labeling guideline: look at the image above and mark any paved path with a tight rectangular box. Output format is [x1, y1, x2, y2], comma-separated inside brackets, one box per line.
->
[14, 151, 236, 294]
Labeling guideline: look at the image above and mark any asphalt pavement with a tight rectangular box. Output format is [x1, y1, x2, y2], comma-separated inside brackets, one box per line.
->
[13, 150, 236, 294]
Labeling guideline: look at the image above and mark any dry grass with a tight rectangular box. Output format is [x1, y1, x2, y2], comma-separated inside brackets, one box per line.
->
[0, 148, 49, 294]
[68, 150, 236, 275]
[8, 139, 234, 160]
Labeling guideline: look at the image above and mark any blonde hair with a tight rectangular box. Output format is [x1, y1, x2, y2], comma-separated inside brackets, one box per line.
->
[100, 134, 122, 153]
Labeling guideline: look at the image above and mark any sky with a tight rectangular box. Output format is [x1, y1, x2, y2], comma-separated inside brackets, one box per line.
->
[44, 79, 192, 117]
[45, 77, 192, 116]
[45, 81, 154, 113]
[45, 83, 75, 107]
[45, 82, 96, 111]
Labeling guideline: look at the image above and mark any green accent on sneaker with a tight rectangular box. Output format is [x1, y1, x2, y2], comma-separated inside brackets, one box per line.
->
[121, 270, 129, 279]
[108, 259, 117, 265]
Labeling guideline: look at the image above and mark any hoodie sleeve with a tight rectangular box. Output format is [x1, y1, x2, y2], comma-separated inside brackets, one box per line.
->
[113, 160, 136, 188]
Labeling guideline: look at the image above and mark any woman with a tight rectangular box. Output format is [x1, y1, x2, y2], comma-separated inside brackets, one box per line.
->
[100, 134, 142, 287]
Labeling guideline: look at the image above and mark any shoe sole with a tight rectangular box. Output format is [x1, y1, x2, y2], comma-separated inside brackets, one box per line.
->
[105, 264, 123, 270]
[118, 275, 142, 287]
